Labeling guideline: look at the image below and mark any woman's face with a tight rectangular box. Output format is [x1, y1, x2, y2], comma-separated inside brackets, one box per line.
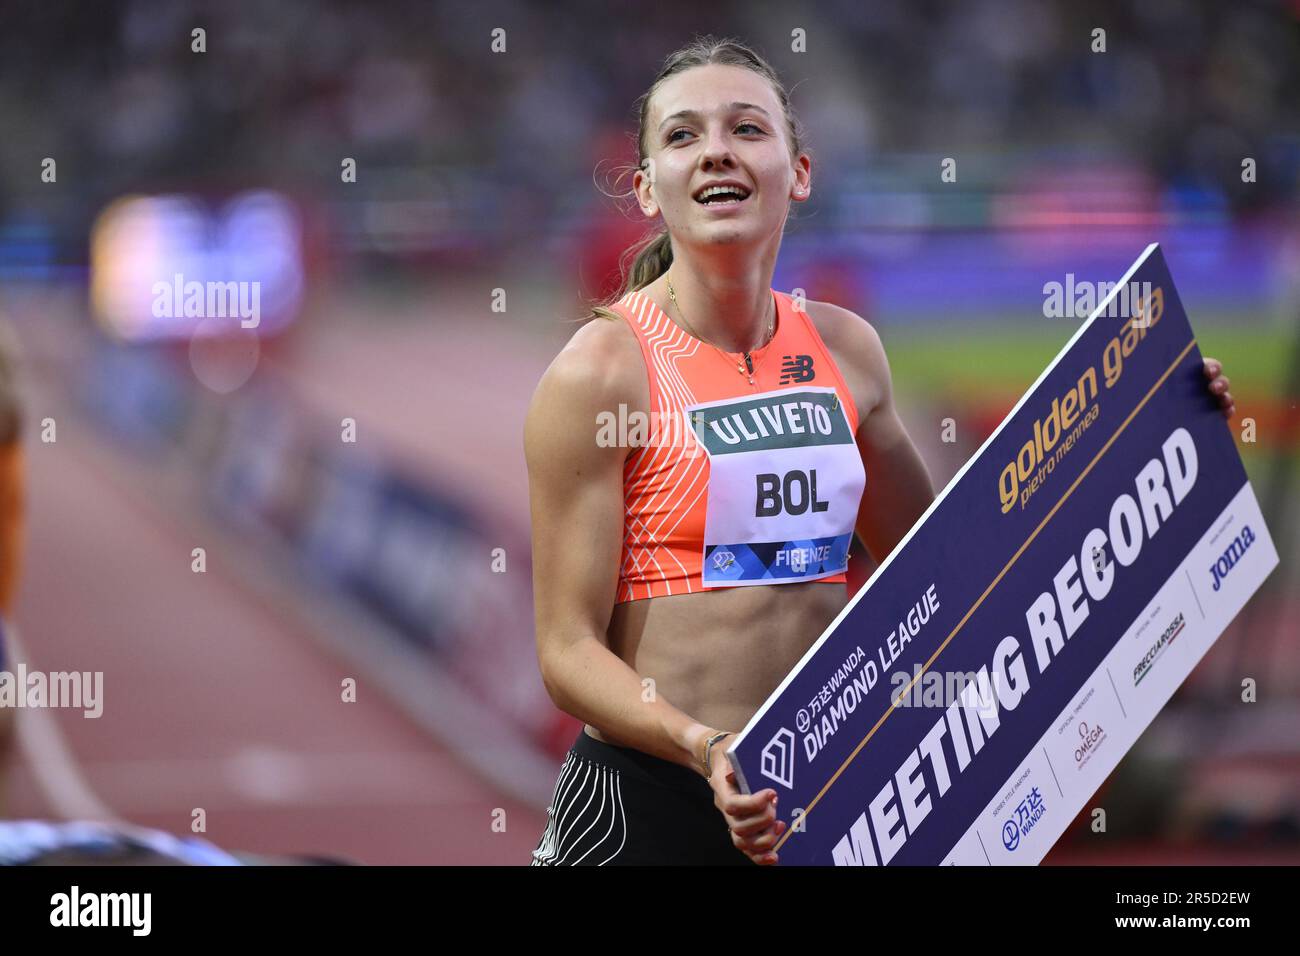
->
[634, 64, 811, 252]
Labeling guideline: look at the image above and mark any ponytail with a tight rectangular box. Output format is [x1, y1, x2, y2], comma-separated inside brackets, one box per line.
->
[586, 229, 673, 322]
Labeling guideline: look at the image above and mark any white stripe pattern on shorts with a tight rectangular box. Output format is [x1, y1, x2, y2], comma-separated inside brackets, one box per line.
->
[530, 753, 627, 866]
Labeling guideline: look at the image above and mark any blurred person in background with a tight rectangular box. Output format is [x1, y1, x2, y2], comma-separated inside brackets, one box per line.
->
[0, 322, 26, 818]
[525, 34, 1240, 867]
[0, 818, 359, 865]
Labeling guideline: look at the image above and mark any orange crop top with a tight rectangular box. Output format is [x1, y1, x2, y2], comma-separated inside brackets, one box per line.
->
[610, 288, 866, 603]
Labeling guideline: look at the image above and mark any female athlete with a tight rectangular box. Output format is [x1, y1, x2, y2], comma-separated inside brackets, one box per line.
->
[524, 36, 1235, 866]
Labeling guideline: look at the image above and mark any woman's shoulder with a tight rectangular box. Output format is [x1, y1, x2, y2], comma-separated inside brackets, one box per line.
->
[799, 298, 891, 422]
[801, 298, 876, 346]
[800, 298, 888, 369]
[527, 310, 648, 423]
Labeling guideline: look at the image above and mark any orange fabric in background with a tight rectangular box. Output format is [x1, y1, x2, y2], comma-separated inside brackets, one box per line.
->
[0, 442, 25, 615]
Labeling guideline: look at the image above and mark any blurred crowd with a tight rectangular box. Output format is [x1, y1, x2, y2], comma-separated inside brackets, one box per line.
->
[0, 0, 1295, 286]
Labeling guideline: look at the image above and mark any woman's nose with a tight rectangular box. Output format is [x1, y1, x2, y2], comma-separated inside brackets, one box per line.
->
[699, 130, 737, 169]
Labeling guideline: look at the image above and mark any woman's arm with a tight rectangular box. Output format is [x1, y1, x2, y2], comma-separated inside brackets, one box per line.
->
[524, 322, 715, 773]
[525, 321, 782, 863]
[852, 321, 935, 563]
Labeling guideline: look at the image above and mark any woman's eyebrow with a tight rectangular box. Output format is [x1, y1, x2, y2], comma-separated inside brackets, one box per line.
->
[657, 102, 773, 131]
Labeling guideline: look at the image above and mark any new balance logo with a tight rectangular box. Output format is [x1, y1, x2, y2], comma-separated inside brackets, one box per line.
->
[779, 354, 815, 383]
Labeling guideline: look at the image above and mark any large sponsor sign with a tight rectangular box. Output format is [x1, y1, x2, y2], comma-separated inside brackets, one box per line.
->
[727, 244, 1280, 865]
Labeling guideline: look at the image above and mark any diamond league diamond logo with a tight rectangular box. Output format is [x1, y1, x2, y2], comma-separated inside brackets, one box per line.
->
[760, 727, 796, 789]
[712, 549, 736, 572]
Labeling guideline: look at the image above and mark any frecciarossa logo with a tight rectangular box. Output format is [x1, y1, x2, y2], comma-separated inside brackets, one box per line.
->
[1210, 524, 1256, 591]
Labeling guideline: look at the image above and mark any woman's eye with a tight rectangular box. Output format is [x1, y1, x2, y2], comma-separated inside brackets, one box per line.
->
[668, 123, 764, 143]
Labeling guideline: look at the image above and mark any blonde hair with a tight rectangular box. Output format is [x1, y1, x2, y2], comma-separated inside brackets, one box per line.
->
[586, 35, 805, 322]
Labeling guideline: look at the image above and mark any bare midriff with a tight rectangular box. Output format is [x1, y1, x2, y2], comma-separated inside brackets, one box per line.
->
[586, 579, 848, 744]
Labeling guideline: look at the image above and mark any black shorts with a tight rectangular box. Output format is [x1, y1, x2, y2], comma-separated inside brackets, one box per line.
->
[530, 729, 756, 866]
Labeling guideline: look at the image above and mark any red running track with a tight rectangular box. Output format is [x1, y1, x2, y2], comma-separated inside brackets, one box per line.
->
[3, 380, 546, 865]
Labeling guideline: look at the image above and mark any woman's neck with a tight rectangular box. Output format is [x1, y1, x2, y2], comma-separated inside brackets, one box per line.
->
[657, 258, 776, 353]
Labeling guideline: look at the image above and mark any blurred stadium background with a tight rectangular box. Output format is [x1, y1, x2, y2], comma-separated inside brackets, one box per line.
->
[0, 0, 1296, 863]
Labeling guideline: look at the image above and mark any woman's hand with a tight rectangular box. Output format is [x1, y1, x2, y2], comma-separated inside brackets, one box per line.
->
[707, 737, 785, 865]
[1203, 357, 1234, 419]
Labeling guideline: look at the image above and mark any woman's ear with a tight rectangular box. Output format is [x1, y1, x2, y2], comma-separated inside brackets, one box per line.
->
[791, 154, 812, 201]
[634, 159, 660, 217]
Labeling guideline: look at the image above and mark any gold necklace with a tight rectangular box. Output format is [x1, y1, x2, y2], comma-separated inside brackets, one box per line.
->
[666, 272, 775, 385]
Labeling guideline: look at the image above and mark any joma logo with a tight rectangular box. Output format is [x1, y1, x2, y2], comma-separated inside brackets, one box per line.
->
[1210, 524, 1255, 592]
